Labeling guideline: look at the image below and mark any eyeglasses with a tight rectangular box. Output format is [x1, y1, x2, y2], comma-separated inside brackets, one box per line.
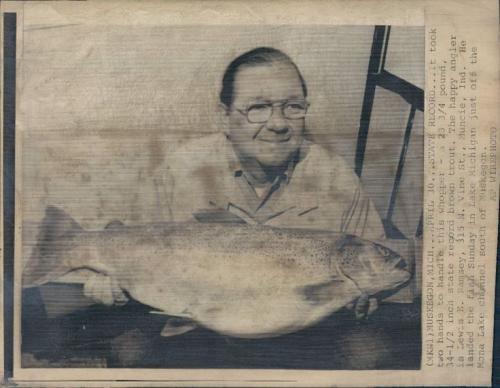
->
[235, 99, 309, 124]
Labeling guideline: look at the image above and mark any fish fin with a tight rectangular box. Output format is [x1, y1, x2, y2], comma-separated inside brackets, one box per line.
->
[22, 206, 83, 288]
[160, 318, 197, 337]
[301, 276, 359, 306]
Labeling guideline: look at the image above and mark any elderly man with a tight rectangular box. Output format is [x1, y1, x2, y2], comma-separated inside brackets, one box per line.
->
[147, 47, 385, 239]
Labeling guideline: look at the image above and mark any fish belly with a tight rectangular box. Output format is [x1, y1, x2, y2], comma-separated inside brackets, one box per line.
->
[110, 229, 361, 338]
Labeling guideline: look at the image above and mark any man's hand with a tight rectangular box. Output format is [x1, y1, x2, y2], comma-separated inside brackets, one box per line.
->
[83, 272, 128, 306]
[346, 294, 379, 319]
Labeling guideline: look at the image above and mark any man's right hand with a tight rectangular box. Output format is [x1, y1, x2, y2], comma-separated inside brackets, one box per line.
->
[83, 272, 128, 306]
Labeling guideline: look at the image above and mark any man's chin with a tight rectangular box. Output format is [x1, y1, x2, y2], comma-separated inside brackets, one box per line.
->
[257, 156, 295, 170]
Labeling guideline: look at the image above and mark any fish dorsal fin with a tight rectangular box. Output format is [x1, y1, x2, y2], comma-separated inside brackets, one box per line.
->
[160, 318, 197, 337]
[22, 206, 83, 288]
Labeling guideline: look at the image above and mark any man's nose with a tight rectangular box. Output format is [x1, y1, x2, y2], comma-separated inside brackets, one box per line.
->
[266, 107, 289, 133]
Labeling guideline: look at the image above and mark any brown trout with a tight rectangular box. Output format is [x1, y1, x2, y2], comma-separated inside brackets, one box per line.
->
[23, 206, 411, 338]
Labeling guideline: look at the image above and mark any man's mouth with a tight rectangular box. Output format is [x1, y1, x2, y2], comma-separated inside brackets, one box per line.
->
[258, 136, 291, 143]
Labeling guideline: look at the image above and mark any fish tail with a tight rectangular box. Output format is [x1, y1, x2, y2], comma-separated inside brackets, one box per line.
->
[22, 206, 83, 288]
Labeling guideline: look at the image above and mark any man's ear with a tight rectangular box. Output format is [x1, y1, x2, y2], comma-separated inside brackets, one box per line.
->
[217, 102, 231, 135]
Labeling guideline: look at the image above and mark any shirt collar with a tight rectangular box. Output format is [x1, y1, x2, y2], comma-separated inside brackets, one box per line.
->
[223, 134, 311, 185]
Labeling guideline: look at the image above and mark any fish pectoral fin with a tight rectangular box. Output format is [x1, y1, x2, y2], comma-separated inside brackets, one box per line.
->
[301, 276, 360, 306]
[160, 318, 197, 337]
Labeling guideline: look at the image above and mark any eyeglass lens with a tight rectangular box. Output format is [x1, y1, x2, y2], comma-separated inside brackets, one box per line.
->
[246, 101, 307, 123]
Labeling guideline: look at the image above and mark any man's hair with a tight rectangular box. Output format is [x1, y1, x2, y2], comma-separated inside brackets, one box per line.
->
[219, 47, 308, 108]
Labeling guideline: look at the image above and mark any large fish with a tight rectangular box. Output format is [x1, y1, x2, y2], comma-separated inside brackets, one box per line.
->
[23, 206, 411, 339]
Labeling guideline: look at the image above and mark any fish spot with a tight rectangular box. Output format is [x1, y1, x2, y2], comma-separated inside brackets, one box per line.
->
[279, 257, 296, 268]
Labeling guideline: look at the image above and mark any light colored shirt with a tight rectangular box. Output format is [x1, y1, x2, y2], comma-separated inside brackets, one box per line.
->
[146, 133, 385, 240]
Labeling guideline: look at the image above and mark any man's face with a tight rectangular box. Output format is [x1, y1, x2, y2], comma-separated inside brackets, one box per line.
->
[225, 62, 306, 169]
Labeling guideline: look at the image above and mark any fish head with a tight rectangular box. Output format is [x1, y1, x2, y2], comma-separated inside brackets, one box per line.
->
[335, 235, 411, 297]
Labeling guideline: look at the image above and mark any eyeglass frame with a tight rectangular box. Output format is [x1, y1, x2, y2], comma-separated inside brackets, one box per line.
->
[231, 99, 310, 124]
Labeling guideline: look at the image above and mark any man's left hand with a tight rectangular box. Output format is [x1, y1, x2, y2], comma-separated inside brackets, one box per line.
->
[83, 272, 128, 306]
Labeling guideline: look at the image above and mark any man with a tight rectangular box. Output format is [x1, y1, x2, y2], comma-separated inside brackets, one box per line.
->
[146, 47, 386, 239]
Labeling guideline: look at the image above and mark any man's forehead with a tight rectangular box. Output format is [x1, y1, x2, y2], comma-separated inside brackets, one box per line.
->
[232, 62, 305, 103]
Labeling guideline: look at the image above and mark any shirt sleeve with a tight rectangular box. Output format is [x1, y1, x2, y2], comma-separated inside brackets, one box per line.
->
[340, 184, 386, 240]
